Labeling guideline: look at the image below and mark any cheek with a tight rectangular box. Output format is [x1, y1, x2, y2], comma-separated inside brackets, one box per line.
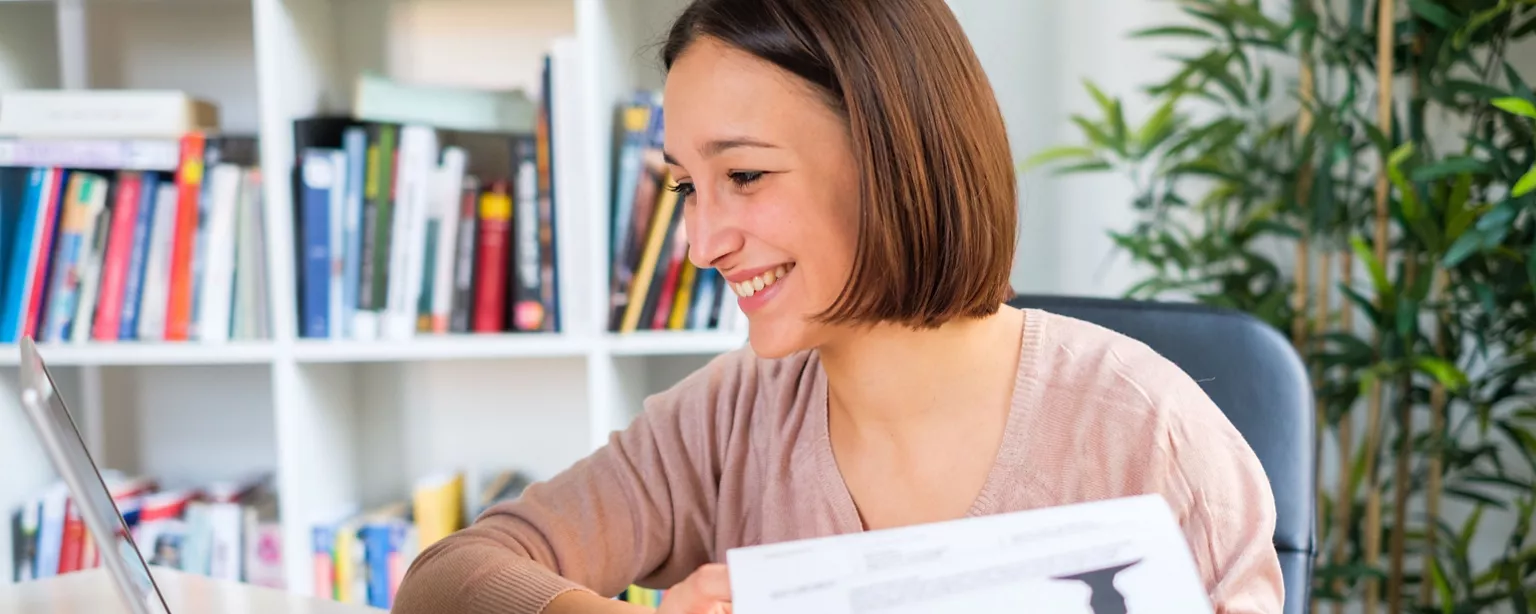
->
[751, 184, 858, 299]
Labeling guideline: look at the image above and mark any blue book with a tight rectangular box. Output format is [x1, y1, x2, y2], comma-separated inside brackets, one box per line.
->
[0, 168, 51, 342]
[118, 172, 162, 339]
[299, 148, 338, 338]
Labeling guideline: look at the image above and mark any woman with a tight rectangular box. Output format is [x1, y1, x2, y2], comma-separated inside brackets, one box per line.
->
[391, 0, 1284, 612]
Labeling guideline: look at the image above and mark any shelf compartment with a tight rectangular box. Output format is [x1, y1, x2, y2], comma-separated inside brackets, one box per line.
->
[290, 333, 591, 363]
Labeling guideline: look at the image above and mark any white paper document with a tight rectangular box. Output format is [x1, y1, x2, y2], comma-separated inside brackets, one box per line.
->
[726, 494, 1214, 614]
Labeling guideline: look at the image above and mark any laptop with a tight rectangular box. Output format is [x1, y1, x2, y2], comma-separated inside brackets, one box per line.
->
[14, 335, 173, 614]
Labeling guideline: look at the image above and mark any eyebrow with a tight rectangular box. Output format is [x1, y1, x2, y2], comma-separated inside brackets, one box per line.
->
[663, 137, 780, 166]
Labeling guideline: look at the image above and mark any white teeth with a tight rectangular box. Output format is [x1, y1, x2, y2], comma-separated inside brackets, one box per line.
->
[732, 264, 793, 298]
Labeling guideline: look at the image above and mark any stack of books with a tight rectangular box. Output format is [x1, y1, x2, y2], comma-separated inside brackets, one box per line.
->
[0, 89, 270, 344]
[9, 470, 283, 589]
[604, 92, 746, 335]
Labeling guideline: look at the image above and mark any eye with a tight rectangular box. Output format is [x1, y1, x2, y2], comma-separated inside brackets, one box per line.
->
[667, 180, 695, 198]
[730, 171, 765, 187]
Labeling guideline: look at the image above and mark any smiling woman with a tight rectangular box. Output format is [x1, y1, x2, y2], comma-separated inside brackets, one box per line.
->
[390, 2, 1285, 614]
[658, 0, 1017, 361]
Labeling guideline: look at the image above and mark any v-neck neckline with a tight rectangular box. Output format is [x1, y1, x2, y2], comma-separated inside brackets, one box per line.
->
[808, 309, 1045, 534]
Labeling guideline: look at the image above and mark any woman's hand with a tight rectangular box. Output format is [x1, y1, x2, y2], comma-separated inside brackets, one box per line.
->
[657, 563, 733, 614]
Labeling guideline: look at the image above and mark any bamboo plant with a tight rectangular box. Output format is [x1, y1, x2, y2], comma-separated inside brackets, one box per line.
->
[1025, 0, 1536, 612]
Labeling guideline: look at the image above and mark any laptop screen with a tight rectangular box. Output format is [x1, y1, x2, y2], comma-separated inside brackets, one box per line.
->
[18, 338, 169, 614]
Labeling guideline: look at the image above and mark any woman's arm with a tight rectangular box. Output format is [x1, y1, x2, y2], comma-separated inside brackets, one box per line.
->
[391, 351, 752, 614]
[1157, 380, 1287, 614]
[544, 591, 655, 614]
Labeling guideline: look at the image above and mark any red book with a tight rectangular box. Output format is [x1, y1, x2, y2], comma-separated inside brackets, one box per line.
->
[24, 168, 66, 340]
[92, 171, 143, 340]
[58, 500, 85, 574]
[163, 133, 206, 341]
[472, 181, 512, 333]
[651, 225, 689, 330]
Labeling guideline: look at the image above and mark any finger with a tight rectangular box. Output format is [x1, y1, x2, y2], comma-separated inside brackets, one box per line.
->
[691, 563, 733, 601]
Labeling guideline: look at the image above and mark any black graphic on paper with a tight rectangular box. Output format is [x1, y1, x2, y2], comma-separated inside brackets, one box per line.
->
[1051, 559, 1142, 614]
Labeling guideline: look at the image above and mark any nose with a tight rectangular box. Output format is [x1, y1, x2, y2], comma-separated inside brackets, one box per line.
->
[685, 191, 744, 270]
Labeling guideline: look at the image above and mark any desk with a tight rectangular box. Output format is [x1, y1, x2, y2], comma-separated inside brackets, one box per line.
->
[0, 567, 383, 613]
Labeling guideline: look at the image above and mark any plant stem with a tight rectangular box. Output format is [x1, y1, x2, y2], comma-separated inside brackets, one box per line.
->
[1387, 27, 1428, 614]
[1419, 267, 1448, 608]
[1389, 253, 1418, 614]
[1364, 0, 1397, 611]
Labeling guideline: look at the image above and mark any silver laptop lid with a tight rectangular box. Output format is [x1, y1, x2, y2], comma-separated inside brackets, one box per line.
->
[16, 336, 171, 614]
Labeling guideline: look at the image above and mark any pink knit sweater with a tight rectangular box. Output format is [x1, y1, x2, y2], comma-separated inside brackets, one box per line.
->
[391, 308, 1285, 613]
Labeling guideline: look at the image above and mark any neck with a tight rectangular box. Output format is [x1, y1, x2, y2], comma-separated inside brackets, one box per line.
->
[819, 306, 1024, 435]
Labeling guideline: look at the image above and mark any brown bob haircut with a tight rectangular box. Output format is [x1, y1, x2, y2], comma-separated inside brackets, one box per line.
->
[662, 0, 1018, 330]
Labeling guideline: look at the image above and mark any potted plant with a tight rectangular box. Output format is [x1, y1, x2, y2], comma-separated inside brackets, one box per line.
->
[1025, 1, 1536, 612]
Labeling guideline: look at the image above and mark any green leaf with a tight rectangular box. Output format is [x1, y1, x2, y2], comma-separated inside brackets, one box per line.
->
[1021, 146, 1098, 171]
[1444, 228, 1485, 267]
[1340, 284, 1383, 326]
[1496, 421, 1536, 473]
[1416, 356, 1470, 391]
[1442, 79, 1509, 101]
[1455, 1, 1512, 49]
[1445, 486, 1509, 509]
[1512, 165, 1536, 197]
[1248, 220, 1301, 239]
[1082, 80, 1127, 153]
[1135, 96, 1180, 155]
[1129, 25, 1216, 40]
[1410, 156, 1493, 182]
[1528, 239, 1536, 292]
[1426, 557, 1455, 614]
[1386, 143, 1425, 223]
[1350, 234, 1391, 296]
[1493, 96, 1536, 119]
[1447, 202, 1491, 244]
[1070, 116, 1120, 154]
[1049, 160, 1113, 176]
[1408, 0, 1464, 29]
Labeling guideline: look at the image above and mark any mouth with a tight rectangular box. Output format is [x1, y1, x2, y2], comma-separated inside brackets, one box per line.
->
[730, 262, 795, 299]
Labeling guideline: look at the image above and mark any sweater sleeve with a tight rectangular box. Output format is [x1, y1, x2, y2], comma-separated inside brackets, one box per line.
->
[390, 350, 752, 614]
[1156, 375, 1287, 614]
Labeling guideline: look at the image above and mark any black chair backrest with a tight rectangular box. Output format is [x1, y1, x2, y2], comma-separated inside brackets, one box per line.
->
[1007, 294, 1315, 614]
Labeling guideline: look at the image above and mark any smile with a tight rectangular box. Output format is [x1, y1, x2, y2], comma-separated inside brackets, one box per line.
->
[731, 263, 795, 298]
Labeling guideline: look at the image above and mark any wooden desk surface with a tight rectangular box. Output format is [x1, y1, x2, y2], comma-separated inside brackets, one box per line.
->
[0, 567, 383, 613]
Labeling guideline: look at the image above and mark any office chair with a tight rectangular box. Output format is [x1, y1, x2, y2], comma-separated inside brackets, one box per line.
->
[1007, 294, 1316, 614]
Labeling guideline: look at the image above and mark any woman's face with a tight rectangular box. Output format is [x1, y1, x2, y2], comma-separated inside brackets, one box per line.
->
[663, 36, 863, 359]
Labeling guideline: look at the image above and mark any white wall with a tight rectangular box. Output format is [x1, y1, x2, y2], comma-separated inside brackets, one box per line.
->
[949, 0, 1186, 298]
[0, 3, 60, 92]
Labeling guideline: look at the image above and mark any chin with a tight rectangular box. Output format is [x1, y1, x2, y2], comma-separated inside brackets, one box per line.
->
[742, 316, 818, 359]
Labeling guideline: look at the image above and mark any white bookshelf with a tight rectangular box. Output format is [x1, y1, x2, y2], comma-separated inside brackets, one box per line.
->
[0, 0, 749, 597]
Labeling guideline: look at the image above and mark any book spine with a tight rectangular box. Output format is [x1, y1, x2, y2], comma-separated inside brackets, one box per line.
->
[24, 169, 67, 341]
[0, 168, 46, 342]
[510, 135, 542, 331]
[135, 184, 179, 341]
[447, 178, 479, 333]
[341, 127, 367, 338]
[69, 203, 112, 343]
[471, 181, 511, 332]
[163, 132, 207, 341]
[92, 171, 143, 340]
[300, 149, 337, 338]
